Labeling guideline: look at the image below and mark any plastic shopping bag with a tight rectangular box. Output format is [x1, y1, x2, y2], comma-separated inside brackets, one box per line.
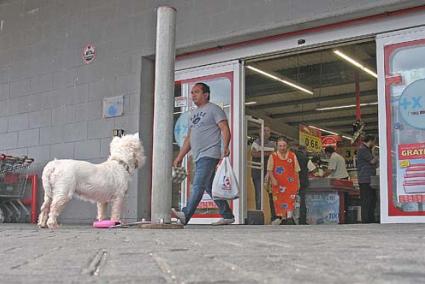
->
[212, 157, 239, 200]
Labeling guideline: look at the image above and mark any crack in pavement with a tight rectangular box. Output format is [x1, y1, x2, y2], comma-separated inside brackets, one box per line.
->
[82, 249, 108, 276]
[10, 246, 62, 270]
[2, 247, 19, 253]
[209, 255, 267, 283]
[150, 252, 178, 283]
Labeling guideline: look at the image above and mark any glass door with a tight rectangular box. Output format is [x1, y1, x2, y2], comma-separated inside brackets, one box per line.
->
[377, 27, 425, 223]
[173, 61, 243, 224]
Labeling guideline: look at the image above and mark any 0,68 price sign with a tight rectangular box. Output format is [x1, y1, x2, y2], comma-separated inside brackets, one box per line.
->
[300, 132, 322, 153]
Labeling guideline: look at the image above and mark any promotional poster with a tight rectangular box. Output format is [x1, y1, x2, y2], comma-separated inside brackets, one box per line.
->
[397, 143, 425, 202]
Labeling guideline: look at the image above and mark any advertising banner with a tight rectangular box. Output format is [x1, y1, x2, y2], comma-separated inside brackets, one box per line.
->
[397, 143, 425, 202]
[306, 192, 340, 224]
[321, 135, 342, 150]
[378, 30, 425, 221]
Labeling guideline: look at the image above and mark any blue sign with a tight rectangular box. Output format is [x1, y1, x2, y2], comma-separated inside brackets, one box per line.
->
[103, 95, 123, 118]
[174, 111, 190, 148]
[399, 79, 425, 129]
[108, 105, 118, 116]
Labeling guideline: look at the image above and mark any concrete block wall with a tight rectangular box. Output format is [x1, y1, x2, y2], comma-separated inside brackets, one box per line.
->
[0, 0, 422, 223]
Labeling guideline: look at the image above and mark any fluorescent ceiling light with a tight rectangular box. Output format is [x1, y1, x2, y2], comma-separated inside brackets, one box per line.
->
[245, 101, 257, 106]
[308, 125, 338, 136]
[316, 101, 378, 111]
[309, 125, 374, 142]
[333, 50, 378, 78]
[309, 125, 352, 141]
[246, 65, 314, 95]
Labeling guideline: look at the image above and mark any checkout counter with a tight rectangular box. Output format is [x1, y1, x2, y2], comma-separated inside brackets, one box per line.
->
[305, 175, 381, 224]
[305, 178, 356, 224]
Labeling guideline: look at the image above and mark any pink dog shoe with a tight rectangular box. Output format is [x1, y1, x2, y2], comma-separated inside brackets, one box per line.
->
[93, 220, 120, 228]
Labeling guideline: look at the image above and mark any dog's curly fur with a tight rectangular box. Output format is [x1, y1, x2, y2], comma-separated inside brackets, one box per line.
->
[38, 133, 145, 229]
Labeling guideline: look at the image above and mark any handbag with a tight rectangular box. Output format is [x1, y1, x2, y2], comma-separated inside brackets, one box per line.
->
[172, 167, 187, 184]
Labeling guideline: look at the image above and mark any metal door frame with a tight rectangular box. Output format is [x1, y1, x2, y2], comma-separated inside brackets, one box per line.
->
[246, 115, 265, 211]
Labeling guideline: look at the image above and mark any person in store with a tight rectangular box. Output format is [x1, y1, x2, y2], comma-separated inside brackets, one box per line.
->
[267, 137, 300, 225]
[356, 134, 379, 223]
[324, 146, 349, 179]
[292, 144, 309, 225]
[324, 146, 351, 223]
[251, 126, 276, 217]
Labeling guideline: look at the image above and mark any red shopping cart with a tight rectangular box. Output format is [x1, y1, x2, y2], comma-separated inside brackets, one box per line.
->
[0, 154, 35, 223]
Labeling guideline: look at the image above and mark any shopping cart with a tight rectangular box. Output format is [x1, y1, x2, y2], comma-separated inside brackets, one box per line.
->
[0, 154, 34, 223]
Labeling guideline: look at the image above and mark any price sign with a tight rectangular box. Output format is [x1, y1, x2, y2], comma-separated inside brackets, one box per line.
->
[299, 125, 322, 153]
[300, 132, 322, 153]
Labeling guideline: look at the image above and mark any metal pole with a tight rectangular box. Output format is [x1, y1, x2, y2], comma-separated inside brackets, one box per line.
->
[355, 71, 361, 120]
[151, 6, 176, 224]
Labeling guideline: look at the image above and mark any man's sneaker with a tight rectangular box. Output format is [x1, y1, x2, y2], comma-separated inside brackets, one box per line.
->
[211, 218, 235, 226]
[171, 208, 186, 225]
[271, 218, 282, 225]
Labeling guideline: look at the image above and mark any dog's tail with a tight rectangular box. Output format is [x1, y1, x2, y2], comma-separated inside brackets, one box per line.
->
[38, 161, 56, 227]
[41, 161, 56, 198]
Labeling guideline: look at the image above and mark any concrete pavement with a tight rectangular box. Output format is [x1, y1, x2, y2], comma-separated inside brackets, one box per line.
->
[1, 223, 425, 283]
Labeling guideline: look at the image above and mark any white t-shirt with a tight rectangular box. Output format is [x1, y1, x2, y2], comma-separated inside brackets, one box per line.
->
[328, 152, 349, 179]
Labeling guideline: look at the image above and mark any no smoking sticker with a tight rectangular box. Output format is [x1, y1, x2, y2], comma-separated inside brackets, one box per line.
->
[82, 44, 96, 64]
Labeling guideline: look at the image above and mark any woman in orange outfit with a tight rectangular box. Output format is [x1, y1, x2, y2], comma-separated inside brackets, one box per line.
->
[267, 137, 300, 225]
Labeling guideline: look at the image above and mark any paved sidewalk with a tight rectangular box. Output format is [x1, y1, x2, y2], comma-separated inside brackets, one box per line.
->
[1, 223, 425, 283]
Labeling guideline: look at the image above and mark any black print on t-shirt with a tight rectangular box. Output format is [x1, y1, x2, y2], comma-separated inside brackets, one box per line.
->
[191, 111, 207, 127]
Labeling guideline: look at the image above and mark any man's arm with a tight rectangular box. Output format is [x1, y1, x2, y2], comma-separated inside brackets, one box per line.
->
[252, 147, 274, 158]
[360, 147, 379, 165]
[357, 147, 378, 172]
[251, 141, 261, 158]
[173, 130, 191, 167]
[218, 120, 231, 157]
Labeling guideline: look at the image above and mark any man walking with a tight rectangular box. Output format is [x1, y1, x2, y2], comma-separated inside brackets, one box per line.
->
[356, 135, 379, 223]
[172, 82, 235, 226]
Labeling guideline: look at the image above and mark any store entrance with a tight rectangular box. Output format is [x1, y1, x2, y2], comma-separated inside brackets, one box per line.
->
[244, 40, 380, 225]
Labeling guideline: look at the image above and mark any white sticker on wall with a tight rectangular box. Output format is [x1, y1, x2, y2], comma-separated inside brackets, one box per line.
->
[174, 96, 187, 107]
[103, 95, 124, 118]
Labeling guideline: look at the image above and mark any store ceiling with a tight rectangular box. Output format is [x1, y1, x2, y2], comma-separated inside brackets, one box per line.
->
[245, 41, 378, 138]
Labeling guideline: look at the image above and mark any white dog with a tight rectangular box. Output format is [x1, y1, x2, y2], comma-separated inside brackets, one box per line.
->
[38, 133, 145, 229]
